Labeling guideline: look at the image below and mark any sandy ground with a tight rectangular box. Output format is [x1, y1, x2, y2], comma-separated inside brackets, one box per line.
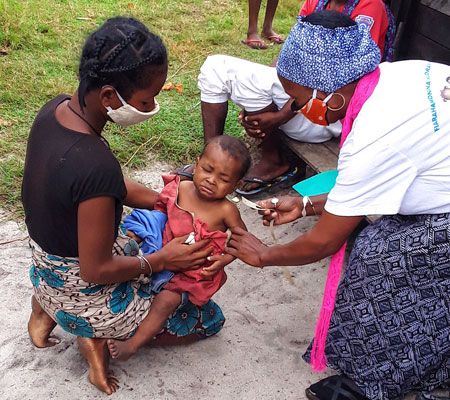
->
[0, 161, 417, 400]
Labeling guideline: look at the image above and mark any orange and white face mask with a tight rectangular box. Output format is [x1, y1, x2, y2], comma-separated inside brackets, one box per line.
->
[293, 89, 345, 126]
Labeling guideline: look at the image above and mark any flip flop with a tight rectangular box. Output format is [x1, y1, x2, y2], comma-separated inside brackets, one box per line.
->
[235, 166, 298, 196]
[173, 163, 193, 180]
[305, 375, 368, 400]
[241, 38, 268, 50]
[262, 34, 284, 44]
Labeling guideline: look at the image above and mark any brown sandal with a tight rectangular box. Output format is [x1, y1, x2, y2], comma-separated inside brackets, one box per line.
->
[262, 34, 284, 44]
[241, 38, 268, 50]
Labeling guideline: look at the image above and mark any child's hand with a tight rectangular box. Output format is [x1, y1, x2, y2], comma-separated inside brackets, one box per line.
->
[201, 253, 235, 279]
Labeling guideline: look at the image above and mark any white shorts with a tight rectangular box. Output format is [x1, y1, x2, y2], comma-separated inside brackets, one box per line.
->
[198, 55, 341, 143]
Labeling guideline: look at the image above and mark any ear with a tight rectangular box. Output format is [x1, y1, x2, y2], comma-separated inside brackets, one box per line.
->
[193, 156, 200, 174]
[99, 86, 119, 109]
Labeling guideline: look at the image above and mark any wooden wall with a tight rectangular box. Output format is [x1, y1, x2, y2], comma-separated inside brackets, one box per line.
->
[391, 0, 450, 64]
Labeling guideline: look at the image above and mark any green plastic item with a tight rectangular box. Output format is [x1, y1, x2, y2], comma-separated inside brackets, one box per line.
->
[292, 170, 338, 196]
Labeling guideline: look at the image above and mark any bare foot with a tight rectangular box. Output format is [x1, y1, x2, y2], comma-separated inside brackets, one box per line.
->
[107, 338, 138, 361]
[78, 337, 119, 395]
[28, 296, 59, 348]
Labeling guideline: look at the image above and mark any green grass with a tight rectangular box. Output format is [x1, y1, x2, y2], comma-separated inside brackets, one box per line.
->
[0, 0, 300, 214]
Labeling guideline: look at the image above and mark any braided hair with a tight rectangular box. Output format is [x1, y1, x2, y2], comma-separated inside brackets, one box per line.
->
[78, 17, 167, 108]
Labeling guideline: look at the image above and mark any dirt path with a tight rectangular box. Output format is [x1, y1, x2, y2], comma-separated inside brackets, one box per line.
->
[0, 161, 341, 399]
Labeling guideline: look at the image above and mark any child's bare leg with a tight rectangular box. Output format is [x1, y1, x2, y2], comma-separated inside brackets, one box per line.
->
[107, 290, 181, 361]
[78, 337, 119, 395]
[28, 295, 59, 348]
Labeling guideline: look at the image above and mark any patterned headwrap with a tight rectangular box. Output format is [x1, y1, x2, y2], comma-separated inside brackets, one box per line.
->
[277, 16, 381, 92]
[313, 0, 396, 61]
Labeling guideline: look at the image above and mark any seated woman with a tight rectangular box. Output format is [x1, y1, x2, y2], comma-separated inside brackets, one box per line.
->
[22, 17, 230, 395]
[226, 10, 450, 400]
[196, 0, 395, 195]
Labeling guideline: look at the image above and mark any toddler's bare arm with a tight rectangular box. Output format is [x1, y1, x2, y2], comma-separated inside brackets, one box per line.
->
[201, 202, 246, 279]
[223, 202, 247, 231]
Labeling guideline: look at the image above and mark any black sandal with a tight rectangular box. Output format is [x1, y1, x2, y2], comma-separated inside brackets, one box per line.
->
[173, 163, 193, 180]
[306, 376, 368, 400]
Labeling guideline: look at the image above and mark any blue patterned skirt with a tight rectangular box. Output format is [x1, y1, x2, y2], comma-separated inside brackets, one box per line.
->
[29, 236, 225, 340]
[305, 214, 450, 399]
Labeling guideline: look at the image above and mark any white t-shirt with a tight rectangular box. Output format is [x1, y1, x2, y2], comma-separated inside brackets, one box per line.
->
[325, 60, 450, 216]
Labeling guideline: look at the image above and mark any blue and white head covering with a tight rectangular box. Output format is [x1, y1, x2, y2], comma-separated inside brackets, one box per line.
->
[277, 15, 381, 92]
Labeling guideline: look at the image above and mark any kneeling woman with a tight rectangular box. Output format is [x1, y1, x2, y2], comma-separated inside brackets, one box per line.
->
[22, 17, 227, 395]
[227, 11, 450, 400]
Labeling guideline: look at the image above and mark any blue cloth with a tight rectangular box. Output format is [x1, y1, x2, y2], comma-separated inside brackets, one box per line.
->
[123, 209, 174, 292]
[277, 15, 381, 92]
[124, 209, 167, 254]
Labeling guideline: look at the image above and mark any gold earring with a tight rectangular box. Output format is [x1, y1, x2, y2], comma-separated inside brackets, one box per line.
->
[327, 92, 346, 112]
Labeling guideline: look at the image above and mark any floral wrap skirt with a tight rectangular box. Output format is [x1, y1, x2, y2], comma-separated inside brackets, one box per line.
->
[305, 213, 450, 399]
[29, 235, 225, 340]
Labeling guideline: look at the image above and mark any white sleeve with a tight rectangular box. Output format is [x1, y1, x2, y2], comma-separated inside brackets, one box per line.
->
[325, 142, 417, 216]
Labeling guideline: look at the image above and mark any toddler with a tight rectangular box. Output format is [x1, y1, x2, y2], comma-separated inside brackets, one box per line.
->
[107, 135, 251, 360]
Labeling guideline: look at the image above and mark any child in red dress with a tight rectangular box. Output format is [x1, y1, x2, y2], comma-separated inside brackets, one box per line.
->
[107, 135, 251, 360]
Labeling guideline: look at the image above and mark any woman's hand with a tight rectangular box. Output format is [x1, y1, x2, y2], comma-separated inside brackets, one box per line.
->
[158, 235, 214, 272]
[225, 227, 268, 268]
[200, 253, 235, 279]
[258, 196, 302, 226]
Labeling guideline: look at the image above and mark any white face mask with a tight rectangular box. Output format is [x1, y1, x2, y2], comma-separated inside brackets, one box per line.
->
[106, 90, 160, 127]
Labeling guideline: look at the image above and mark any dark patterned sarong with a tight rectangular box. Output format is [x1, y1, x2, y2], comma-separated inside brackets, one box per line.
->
[305, 214, 450, 399]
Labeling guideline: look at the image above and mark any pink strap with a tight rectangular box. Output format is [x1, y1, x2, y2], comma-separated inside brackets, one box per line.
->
[340, 67, 381, 147]
[310, 67, 380, 372]
[310, 242, 347, 371]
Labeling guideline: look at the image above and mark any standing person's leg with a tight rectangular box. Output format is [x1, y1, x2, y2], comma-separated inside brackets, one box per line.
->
[242, 0, 268, 49]
[261, 0, 284, 44]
